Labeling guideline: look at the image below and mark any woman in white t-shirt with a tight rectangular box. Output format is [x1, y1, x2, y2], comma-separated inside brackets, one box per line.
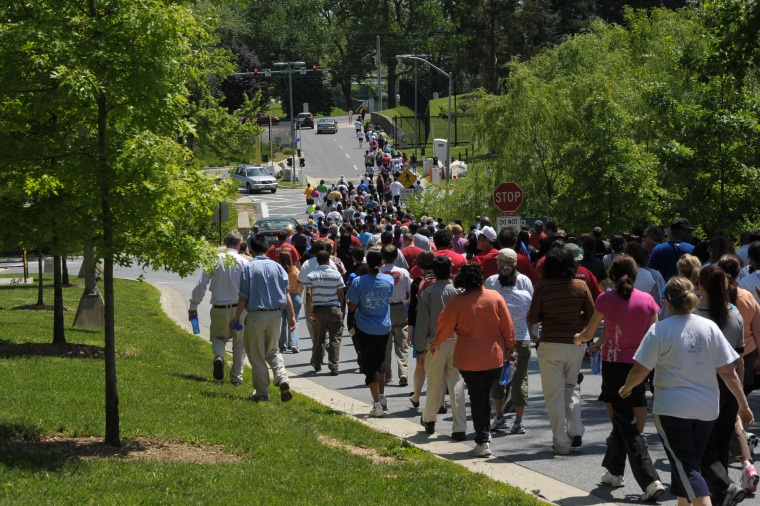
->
[738, 241, 760, 306]
[620, 277, 754, 506]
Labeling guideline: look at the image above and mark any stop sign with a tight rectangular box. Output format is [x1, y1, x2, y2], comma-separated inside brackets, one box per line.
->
[493, 182, 524, 213]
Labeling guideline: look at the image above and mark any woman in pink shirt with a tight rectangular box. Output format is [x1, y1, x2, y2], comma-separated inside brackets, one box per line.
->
[575, 255, 665, 501]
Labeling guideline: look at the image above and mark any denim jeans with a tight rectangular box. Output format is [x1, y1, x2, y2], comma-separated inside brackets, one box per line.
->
[279, 293, 301, 349]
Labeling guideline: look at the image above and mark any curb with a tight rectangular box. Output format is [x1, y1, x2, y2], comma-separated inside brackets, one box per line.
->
[153, 282, 616, 506]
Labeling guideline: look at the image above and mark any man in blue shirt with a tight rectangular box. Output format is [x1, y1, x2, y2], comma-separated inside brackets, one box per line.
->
[232, 234, 296, 402]
[648, 218, 695, 281]
[347, 249, 394, 417]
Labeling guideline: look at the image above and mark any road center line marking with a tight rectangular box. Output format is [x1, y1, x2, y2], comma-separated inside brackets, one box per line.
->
[353, 165, 358, 171]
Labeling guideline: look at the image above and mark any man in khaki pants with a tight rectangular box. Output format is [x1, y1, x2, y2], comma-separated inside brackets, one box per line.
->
[378, 245, 411, 386]
[415, 256, 467, 439]
[189, 231, 249, 385]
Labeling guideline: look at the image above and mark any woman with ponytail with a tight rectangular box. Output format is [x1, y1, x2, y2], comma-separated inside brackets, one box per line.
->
[575, 255, 664, 500]
[620, 276, 754, 506]
[694, 265, 749, 503]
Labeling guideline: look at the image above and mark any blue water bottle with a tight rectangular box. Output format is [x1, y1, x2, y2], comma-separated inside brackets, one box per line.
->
[233, 322, 243, 331]
[591, 349, 601, 375]
[190, 315, 201, 334]
[499, 359, 513, 386]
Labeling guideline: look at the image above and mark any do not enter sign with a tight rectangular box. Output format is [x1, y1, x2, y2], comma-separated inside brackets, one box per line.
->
[493, 182, 524, 213]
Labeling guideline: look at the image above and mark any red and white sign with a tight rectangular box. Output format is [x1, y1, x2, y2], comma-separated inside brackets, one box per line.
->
[493, 182, 523, 215]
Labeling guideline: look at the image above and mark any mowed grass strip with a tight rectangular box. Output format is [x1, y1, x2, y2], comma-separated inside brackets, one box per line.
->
[0, 276, 542, 505]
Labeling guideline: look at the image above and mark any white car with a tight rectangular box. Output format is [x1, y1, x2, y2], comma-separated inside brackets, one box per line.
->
[230, 165, 278, 194]
[316, 118, 338, 134]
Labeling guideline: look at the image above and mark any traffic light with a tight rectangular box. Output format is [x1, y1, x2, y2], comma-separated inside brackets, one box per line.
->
[286, 158, 292, 167]
[299, 157, 305, 168]
[433, 156, 439, 166]
[252, 67, 258, 74]
[312, 64, 318, 71]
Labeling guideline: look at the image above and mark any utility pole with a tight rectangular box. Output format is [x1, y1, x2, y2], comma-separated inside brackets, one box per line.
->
[376, 36, 382, 111]
[274, 61, 305, 183]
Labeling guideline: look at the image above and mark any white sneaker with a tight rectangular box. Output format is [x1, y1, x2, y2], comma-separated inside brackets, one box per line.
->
[468, 442, 491, 458]
[601, 471, 625, 488]
[369, 404, 385, 417]
[640, 480, 666, 501]
[490, 415, 507, 431]
[741, 462, 759, 494]
[379, 395, 388, 411]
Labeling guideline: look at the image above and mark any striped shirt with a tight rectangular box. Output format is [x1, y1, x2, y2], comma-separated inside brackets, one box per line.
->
[528, 278, 594, 344]
[306, 266, 345, 307]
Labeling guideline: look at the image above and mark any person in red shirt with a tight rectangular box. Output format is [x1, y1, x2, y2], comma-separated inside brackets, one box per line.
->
[266, 229, 301, 266]
[530, 220, 546, 250]
[497, 226, 537, 285]
[432, 229, 467, 277]
[401, 233, 424, 270]
[472, 226, 500, 278]
[566, 243, 602, 301]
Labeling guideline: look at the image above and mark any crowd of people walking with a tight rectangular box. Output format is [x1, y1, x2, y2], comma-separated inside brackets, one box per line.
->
[190, 182, 760, 505]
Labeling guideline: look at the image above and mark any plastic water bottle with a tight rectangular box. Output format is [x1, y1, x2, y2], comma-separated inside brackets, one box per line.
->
[190, 316, 200, 334]
[499, 359, 514, 386]
[591, 349, 601, 375]
[233, 322, 243, 331]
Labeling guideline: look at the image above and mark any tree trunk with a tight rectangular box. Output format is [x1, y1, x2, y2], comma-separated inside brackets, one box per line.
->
[387, 59, 398, 109]
[341, 81, 353, 113]
[98, 91, 120, 447]
[62, 255, 70, 286]
[37, 241, 44, 306]
[53, 255, 66, 344]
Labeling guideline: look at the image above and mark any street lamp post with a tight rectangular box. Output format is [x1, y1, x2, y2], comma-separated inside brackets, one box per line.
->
[396, 54, 452, 182]
[274, 61, 305, 184]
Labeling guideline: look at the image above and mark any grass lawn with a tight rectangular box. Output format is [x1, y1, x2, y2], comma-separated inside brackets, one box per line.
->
[0, 277, 542, 505]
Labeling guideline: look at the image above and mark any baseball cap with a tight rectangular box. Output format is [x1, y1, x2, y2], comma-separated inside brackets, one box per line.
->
[476, 226, 497, 243]
[565, 243, 583, 262]
[670, 218, 695, 231]
[496, 248, 518, 265]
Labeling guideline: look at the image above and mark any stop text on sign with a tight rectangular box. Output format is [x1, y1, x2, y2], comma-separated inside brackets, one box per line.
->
[494, 190, 521, 204]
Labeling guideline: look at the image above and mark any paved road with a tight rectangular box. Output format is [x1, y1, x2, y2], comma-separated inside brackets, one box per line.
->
[291, 115, 368, 183]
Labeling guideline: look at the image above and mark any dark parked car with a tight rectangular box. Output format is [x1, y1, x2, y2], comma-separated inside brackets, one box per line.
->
[253, 217, 299, 245]
[298, 112, 314, 129]
[255, 112, 280, 125]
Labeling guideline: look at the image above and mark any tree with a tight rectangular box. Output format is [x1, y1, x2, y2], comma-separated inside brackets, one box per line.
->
[0, 0, 236, 446]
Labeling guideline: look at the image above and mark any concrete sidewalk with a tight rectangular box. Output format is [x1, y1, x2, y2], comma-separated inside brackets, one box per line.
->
[155, 282, 616, 506]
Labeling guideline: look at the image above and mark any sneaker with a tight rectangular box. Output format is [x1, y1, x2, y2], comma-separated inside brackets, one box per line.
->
[330, 370, 339, 376]
[510, 421, 526, 434]
[601, 471, 626, 488]
[399, 376, 408, 387]
[379, 395, 388, 411]
[640, 480, 666, 502]
[231, 380, 243, 387]
[290, 346, 300, 354]
[369, 404, 385, 417]
[213, 356, 224, 380]
[409, 392, 420, 409]
[279, 382, 292, 402]
[720, 483, 746, 506]
[469, 442, 492, 458]
[490, 415, 508, 431]
[741, 462, 759, 494]
[420, 417, 435, 435]
[451, 432, 466, 441]
[250, 393, 269, 402]
[438, 405, 448, 415]
[571, 435, 583, 450]
[552, 445, 569, 455]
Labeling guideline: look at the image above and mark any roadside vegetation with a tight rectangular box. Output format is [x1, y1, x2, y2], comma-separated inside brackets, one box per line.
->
[0, 277, 542, 505]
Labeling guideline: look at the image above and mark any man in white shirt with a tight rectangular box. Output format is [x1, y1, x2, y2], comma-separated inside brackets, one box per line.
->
[189, 231, 249, 385]
[298, 240, 340, 343]
[390, 178, 405, 206]
[379, 245, 412, 386]
[327, 206, 342, 223]
[311, 205, 325, 223]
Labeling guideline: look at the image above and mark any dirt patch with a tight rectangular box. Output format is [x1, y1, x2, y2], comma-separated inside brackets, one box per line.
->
[317, 435, 397, 464]
[0, 436, 242, 464]
[12, 304, 74, 311]
[0, 341, 105, 359]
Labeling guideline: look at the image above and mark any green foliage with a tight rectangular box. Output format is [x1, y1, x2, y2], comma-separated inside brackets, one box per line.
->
[473, 6, 760, 236]
[0, 278, 544, 506]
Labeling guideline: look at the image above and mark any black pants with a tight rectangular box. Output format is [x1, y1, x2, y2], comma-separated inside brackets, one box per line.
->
[354, 326, 390, 385]
[655, 414, 714, 500]
[461, 368, 501, 445]
[701, 376, 738, 501]
[601, 362, 661, 490]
